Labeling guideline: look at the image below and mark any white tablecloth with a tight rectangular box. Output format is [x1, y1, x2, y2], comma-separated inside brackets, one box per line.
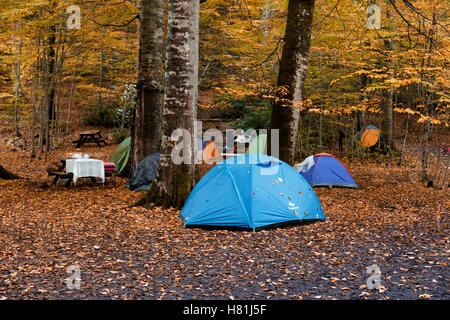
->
[65, 159, 105, 184]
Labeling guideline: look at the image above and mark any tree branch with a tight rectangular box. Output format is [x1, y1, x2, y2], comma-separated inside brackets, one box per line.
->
[90, 14, 140, 28]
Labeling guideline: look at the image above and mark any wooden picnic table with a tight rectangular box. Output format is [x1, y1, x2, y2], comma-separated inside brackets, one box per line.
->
[48, 158, 114, 187]
[72, 130, 107, 148]
[47, 159, 73, 187]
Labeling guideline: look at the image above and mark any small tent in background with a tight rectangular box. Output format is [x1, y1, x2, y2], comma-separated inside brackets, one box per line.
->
[180, 154, 325, 230]
[295, 153, 357, 188]
[235, 134, 256, 144]
[355, 125, 380, 147]
[110, 136, 131, 175]
[127, 152, 160, 191]
[203, 140, 220, 162]
[197, 138, 215, 151]
[246, 133, 267, 155]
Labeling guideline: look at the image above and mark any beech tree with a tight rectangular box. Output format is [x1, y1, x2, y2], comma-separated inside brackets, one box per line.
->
[268, 0, 315, 165]
[130, 0, 165, 171]
[140, 0, 199, 208]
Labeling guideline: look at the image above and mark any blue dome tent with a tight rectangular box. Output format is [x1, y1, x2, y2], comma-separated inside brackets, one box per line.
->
[180, 154, 325, 230]
[295, 153, 357, 188]
[126, 152, 160, 191]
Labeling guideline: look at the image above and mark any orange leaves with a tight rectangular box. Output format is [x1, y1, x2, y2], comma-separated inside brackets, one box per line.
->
[393, 107, 419, 115]
[308, 108, 330, 115]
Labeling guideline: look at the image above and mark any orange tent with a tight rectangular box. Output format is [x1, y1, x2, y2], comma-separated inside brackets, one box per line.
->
[356, 125, 380, 147]
[203, 141, 220, 162]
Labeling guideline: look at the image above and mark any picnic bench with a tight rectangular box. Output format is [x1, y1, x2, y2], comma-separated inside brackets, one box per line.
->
[47, 159, 73, 187]
[72, 130, 107, 148]
[48, 159, 114, 187]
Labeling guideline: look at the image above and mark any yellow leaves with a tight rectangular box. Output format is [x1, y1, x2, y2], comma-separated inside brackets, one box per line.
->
[388, 77, 422, 88]
[308, 108, 330, 115]
[417, 115, 443, 126]
[0, 93, 14, 99]
[197, 103, 213, 109]
[393, 107, 419, 115]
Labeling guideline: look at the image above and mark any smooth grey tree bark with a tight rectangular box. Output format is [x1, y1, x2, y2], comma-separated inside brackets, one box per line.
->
[142, 0, 199, 209]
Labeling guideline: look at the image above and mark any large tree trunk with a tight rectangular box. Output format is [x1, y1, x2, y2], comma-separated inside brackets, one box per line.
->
[130, 0, 164, 171]
[268, 0, 315, 165]
[0, 164, 20, 180]
[142, 0, 199, 209]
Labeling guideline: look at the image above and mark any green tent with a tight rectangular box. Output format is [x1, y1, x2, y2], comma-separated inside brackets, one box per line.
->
[246, 134, 267, 155]
[110, 136, 131, 175]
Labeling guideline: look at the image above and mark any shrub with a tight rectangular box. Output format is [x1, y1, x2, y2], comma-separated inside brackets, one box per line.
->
[116, 84, 136, 129]
[115, 105, 134, 129]
[83, 101, 119, 127]
[111, 127, 130, 144]
[231, 95, 271, 131]
[232, 105, 271, 131]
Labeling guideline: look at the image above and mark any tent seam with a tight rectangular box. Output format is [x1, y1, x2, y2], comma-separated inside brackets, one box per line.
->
[225, 166, 253, 228]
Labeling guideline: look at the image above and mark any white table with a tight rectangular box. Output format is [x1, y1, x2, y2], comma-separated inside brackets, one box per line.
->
[65, 158, 105, 185]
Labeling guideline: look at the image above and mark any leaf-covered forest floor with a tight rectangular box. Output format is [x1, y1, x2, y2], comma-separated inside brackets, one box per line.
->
[0, 124, 448, 300]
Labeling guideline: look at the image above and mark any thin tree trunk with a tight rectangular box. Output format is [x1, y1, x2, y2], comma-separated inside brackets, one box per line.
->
[12, 22, 23, 137]
[433, 140, 441, 187]
[47, 23, 56, 122]
[440, 156, 449, 189]
[357, 74, 368, 132]
[306, 112, 311, 152]
[411, 146, 421, 182]
[262, 1, 272, 39]
[421, 120, 432, 184]
[420, 8, 437, 185]
[13, 64, 21, 137]
[351, 112, 356, 159]
[54, 55, 65, 148]
[98, 46, 104, 107]
[381, 3, 396, 152]
[30, 61, 39, 159]
[268, 0, 315, 165]
[65, 54, 80, 137]
[45, 22, 60, 153]
[398, 113, 410, 165]
[297, 116, 303, 160]
[38, 33, 49, 157]
[54, 40, 67, 146]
